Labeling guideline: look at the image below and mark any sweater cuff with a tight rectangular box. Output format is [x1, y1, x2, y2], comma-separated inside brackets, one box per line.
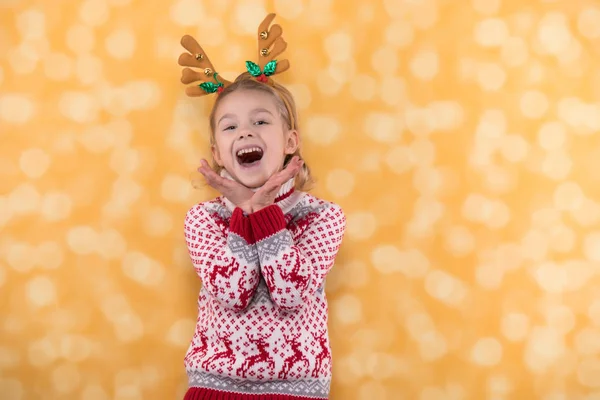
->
[230, 207, 254, 244]
[249, 204, 286, 242]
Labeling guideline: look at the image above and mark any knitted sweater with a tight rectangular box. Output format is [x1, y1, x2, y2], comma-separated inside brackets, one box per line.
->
[183, 178, 346, 400]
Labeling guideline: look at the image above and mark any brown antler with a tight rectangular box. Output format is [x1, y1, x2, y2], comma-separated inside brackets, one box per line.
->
[256, 13, 290, 75]
[178, 35, 232, 96]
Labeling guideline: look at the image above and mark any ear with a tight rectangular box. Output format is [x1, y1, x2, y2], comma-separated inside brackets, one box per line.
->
[211, 145, 224, 167]
[284, 130, 299, 155]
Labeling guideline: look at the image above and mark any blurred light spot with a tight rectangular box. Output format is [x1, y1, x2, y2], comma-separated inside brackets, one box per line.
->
[344, 261, 369, 289]
[28, 336, 60, 367]
[44, 52, 73, 81]
[324, 32, 353, 62]
[488, 374, 513, 395]
[472, 0, 501, 15]
[405, 108, 435, 137]
[333, 295, 362, 325]
[371, 45, 398, 76]
[143, 207, 173, 237]
[577, 358, 600, 388]
[520, 90, 549, 119]
[326, 169, 354, 198]
[110, 148, 140, 174]
[420, 387, 445, 400]
[0, 94, 35, 124]
[59, 91, 99, 123]
[501, 313, 529, 342]
[577, 8, 600, 39]
[553, 182, 584, 211]
[524, 326, 566, 373]
[350, 74, 377, 101]
[97, 229, 127, 260]
[501, 37, 528, 66]
[471, 337, 503, 366]
[359, 380, 387, 400]
[60, 334, 92, 362]
[9, 183, 41, 215]
[476, 263, 504, 289]
[0, 378, 23, 400]
[169, 0, 205, 25]
[41, 192, 72, 222]
[584, 232, 600, 262]
[27, 276, 57, 307]
[66, 24, 95, 53]
[6, 242, 36, 273]
[233, 2, 267, 34]
[499, 134, 529, 162]
[538, 122, 566, 151]
[287, 84, 311, 110]
[545, 305, 575, 334]
[346, 212, 377, 241]
[380, 77, 406, 106]
[105, 28, 136, 59]
[571, 199, 600, 228]
[537, 12, 572, 55]
[274, 0, 304, 18]
[17, 8, 46, 39]
[418, 330, 447, 361]
[79, 0, 109, 26]
[542, 150, 572, 180]
[0, 347, 20, 369]
[305, 116, 340, 145]
[410, 51, 439, 81]
[406, 312, 435, 340]
[19, 148, 51, 178]
[365, 112, 401, 143]
[122, 252, 165, 286]
[477, 62, 506, 91]
[409, 139, 435, 166]
[66, 226, 98, 255]
[52, 363, 81, 393]
[444, 225, 475, 256]
[161, 174, 190, 203]
[533, 262, 567, 293]
[475, 18, 509, 47]
[371, 245, 401, 274]
[424, 270, 467, 306]
[75, 54, 104, 86]
[413, 167, 442, 195]
[81, 384, 110, 400]
[386, 21, 414, 47]
[476, 109, 507, 138]
[428, 101, 464, 131]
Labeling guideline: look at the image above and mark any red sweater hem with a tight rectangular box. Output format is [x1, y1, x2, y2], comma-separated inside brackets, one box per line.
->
[184, 387, 326, 400]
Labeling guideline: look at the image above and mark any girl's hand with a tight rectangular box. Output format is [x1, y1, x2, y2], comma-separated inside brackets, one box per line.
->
[197, 159, 254, 214]
[250, 156, 303, 212]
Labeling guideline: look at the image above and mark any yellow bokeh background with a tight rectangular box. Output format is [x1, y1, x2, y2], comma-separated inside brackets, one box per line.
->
[2, 0, 600, 398]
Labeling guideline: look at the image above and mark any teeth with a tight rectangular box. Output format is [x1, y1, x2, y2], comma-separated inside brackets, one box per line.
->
[236, 147, 262, 156]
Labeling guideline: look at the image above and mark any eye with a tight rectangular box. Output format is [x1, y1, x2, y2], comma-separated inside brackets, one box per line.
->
[255, 120, 269, 126]
[223, 125, 236, 131]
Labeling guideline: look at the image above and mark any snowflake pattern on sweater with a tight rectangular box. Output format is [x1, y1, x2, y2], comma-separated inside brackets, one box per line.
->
[183, 179, 346, 399]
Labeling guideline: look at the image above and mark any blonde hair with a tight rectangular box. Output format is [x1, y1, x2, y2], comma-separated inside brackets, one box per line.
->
[208, 72, 314, 191]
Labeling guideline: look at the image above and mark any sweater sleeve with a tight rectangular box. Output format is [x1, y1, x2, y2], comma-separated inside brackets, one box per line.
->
[184, 204, 260, 311]
[248, 202, 346, 311]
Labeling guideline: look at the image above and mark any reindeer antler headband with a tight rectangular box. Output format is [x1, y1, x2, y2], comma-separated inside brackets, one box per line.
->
[178, 14, 295, 129]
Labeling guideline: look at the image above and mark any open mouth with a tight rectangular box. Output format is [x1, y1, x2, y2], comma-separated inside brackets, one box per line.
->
[236, 146, 264, 166]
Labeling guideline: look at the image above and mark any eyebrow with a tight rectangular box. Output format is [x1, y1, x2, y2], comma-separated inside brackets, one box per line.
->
[217, 108, 274, 125]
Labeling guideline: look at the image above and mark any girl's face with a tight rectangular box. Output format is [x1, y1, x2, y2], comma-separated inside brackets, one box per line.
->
[212, 89, 298, 189]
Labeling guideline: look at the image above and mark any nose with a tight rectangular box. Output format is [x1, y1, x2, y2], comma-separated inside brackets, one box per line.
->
[238, 128, 254, 140]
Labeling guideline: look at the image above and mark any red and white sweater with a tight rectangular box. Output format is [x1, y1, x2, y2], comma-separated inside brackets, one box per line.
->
[183, 178, 346, 400]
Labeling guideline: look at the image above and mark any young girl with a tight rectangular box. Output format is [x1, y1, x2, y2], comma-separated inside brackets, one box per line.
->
[178, 14, 346, 400]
